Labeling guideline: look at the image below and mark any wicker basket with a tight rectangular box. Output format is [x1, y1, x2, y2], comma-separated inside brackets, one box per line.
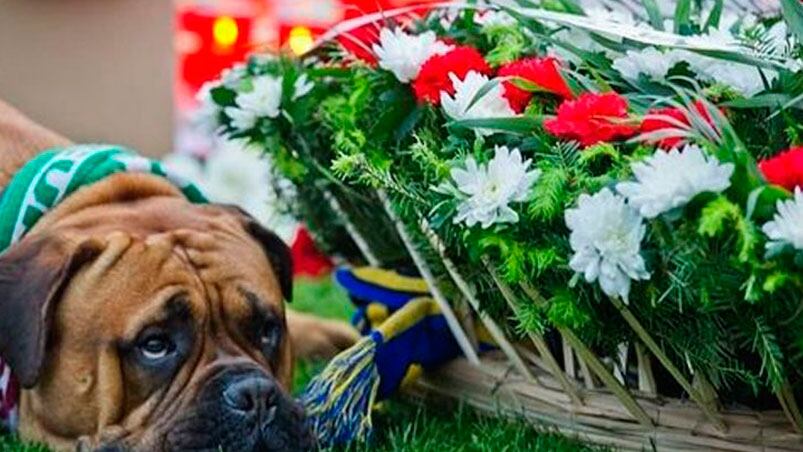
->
[324, 187, 803, 451]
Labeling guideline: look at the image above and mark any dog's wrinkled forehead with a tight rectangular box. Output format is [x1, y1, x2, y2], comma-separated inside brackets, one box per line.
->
[47, 202, 293, 339]
[50, 199, 292, 301]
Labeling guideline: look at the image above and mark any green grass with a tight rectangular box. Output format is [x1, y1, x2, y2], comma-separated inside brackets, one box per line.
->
[0, 277, 602, 451]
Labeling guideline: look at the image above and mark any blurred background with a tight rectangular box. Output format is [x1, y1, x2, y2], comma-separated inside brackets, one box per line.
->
[0, 0, 439, 157]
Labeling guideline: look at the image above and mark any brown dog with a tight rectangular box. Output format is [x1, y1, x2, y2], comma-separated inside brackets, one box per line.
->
[0, 100, 358, 451]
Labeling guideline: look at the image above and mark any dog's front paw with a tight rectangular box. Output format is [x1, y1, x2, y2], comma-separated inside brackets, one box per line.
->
[287, 311, 360, 360]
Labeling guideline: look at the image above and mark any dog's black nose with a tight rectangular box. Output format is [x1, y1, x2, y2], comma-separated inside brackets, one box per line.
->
[223, 375, 278, 419]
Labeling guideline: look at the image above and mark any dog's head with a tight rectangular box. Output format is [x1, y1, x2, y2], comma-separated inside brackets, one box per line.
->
[0, 186, 314, 451]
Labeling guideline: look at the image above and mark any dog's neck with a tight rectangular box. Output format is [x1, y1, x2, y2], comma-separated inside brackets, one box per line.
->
[0, 99, 71, 188]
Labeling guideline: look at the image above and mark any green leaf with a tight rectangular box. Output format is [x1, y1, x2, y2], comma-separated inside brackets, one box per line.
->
[781, 0, 803, 44]
[698, 196, 739, 238]
[449, 116, 544, 134]
[723, 94, 797, 110]
[507, 76, 546, 93]
[703, 0, 723, 32]
[768, 92, 803, 121]
[763, 271, 791, 294]
[394, 106, 424, 142]
[528, 167, 568, 221]
[547, 290, 590, 330]
[557, 0, 584, 14]
[751, 185, 790, 223]
[673, 0, 692, 35]
[210, 86, 237, 107]
[369, 86, 415, 142]
[466, 78, 502, 112]
[641, 0, 665, 31]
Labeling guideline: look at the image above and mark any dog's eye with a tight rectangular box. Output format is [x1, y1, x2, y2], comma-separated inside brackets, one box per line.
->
[139, 335, 175, 361]
[259, 322, 281, 356]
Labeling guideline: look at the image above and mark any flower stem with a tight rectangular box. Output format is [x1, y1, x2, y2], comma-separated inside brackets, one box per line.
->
[420, 220, 539, 384]
[482, 257, 585, 406]
[321, 188, 381, 266]
[608, 295, 727, 433]
[518, 281, 655, 428]
[777, 380, 803, 433]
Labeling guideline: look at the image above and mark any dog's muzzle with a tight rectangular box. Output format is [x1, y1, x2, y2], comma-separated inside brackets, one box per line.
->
[155, 367, 315, 452]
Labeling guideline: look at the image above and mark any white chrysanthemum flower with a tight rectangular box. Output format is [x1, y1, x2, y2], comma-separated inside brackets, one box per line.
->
[566, 188, 650, 299]
[691, 59, 776, 97]
[292, 74, 314, 100]
[438, 7, 462, 30]
[451, 146, 540, 228]
[162, 153, 205, 188]
[612, 47, 686, 81]
[221, 62, 248, 88]
[193, 80, 222, 134]
[204, 142, 277, 226]
[224, 75, 283, 131]
[616, 145, 734, 219]
[549, 29, 604, 65]
[763, 188, 803, 253]
[224, 107, 258, 131]
[441, 71, 516, 137]
[163, 143, 297, 239]
[475, 10, 517, 28]
[372, 28, 452, 83]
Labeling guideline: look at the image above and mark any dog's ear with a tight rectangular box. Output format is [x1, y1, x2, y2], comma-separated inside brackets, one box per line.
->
[219, 205, 293, 303]
[0, 234, 100, 387]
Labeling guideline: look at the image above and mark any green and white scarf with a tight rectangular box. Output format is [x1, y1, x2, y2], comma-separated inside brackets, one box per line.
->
[0, 144, 208, 251]
[0, 144, 207, 430]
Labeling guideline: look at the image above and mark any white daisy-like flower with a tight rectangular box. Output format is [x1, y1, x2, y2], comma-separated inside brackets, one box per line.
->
[437, 7, 462, 30]
[193, 80, 222, 134]
[224, 107, 259, 131]
[292, 74, 314, 100]
[372, 28, 452, 83]
[221, 62, 248, 88]
[474, 10, 518, 28]
[549, 28, 608, 65]
[612, 47, 685, 81]
[224, 75, 283, 131]
[441, 71, 516, 137]
[763, 188, 803, 253]
[691, 59, 775, 97]
[163, 143, 297, 239]
[451, 145, 540, 228]
[616, 145, 734, 219]
[565, 188, 650, 299]
[162, 152, 205, 188]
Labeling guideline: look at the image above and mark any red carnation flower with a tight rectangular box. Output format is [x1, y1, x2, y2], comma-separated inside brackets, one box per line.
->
[759, 147, 803, 191]
[412, 46, 491, 105]
[640, 100, 716, 149]
[544, 92, 637, 147]
[498, 57, 573, 113]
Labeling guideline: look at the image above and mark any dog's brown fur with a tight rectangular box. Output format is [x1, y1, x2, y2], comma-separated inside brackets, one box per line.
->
[0, 100, 357, 450]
